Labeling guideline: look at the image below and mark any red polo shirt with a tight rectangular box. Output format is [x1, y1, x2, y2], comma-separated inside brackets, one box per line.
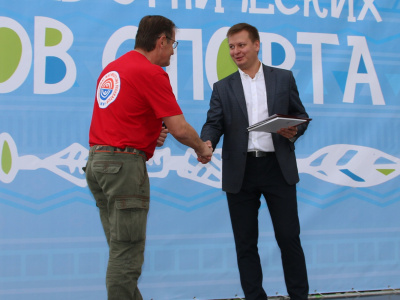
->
[89, 51, 182, 159]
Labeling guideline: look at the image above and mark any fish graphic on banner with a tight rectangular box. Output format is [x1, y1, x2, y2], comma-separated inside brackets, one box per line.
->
[1, 132, 399, 189]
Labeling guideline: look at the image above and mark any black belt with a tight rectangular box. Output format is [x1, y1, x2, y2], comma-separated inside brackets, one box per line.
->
[247, 151, 275, 158]
[92, 145, 146, 157]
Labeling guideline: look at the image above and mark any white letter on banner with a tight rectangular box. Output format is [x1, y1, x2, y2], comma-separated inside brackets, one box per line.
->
[0, 17, 32, 93]
[297, 32, 339, 104]
[344, 36, 384, 105]
[102, 26, 138, 68]
[242, 0, 274, 14]
[275, 0, 299, 15]
[357, 0, 382, 22]
[331, 0, 356, 22]
[171, 0, 194, 8]
[205, 27, 229, 88]
[259, 33, 295, 70]
[114, 0, 135, 4]
[304, 0, 328, 18]
[34, 17, 76, 94]
[195, 0, 224, 13]
[167, 49, 178, 97]
[171, 0, 180, 8]
[166, 29, 204, 100]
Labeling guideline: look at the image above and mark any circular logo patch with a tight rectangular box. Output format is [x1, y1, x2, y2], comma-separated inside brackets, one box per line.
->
[96, 71, 120, 109]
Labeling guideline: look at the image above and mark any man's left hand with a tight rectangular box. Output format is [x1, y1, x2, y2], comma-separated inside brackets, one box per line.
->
[156, 127, 169, 147]
[277, 126, 298, 139]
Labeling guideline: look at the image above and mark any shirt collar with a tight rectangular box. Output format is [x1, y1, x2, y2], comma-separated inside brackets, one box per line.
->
[238, 61, 263, 79]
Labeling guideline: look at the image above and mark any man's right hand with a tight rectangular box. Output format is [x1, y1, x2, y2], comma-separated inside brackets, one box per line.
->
[196, 140, 213, 164]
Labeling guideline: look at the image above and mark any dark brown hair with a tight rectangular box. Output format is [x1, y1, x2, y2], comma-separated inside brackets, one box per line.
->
[227, 23, 260, 42]
[135, 15, 176, 52]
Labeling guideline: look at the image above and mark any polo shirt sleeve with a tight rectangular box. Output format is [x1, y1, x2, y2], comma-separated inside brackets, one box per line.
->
[147, 71, 182, 119]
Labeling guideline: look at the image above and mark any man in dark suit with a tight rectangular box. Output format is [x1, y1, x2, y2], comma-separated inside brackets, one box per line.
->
[199, 23, 309, 300]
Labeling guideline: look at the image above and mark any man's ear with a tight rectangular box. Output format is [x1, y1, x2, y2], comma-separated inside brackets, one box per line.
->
[158, 36, 165, 48]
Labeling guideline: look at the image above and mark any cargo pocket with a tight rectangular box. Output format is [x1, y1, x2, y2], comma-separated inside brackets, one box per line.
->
[113, 197, 150, 242]
[115, 197, 149, 210]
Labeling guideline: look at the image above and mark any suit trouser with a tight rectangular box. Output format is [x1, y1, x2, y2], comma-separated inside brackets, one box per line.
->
[226, 153, 309, 300]
[85, 147, 150, 300]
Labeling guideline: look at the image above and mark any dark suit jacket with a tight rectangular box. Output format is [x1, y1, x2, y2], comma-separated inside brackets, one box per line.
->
[200, 64, 309, 193]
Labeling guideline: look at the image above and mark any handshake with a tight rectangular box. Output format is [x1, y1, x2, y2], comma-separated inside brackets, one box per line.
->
[196, 140, 213, 164]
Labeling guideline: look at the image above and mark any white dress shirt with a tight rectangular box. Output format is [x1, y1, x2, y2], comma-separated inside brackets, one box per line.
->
[239, 62, 275, 152]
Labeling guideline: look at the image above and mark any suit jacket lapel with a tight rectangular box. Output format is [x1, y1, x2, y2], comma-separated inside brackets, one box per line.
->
[263, 65, 276, 115]
[230, 71, 249, 122]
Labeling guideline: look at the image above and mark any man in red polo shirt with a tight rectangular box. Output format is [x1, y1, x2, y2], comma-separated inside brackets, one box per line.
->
[85, 15, 212, 300]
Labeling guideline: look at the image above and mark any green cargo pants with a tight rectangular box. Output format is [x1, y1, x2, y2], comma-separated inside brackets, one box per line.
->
[85, 146, 150, 300]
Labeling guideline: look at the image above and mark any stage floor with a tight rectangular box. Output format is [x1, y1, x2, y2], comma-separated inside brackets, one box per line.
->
[220, 291, 400, 300]
[326, 294, 400, 300]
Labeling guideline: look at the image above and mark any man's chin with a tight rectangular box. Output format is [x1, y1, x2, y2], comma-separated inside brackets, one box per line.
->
[161, 61, 170, 68]
[235, 61, 245, 68]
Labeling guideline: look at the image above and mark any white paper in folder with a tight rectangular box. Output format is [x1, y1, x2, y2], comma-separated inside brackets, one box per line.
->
[247, 114, 311, 133]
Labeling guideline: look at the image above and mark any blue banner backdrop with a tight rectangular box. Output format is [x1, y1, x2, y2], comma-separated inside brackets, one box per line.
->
[1, 0, 399, 299]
